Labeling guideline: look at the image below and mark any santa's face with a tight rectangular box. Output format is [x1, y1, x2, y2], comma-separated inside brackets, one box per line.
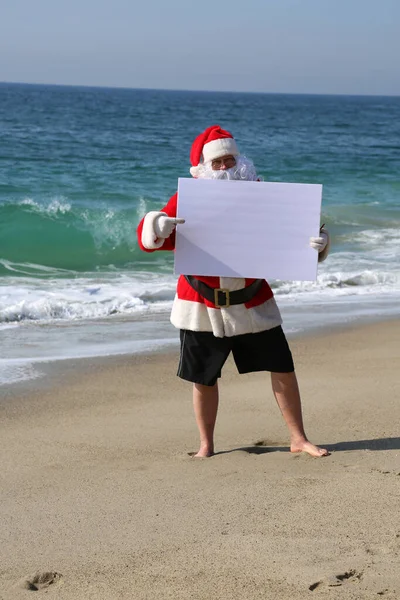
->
[196, 154, 258, 181]
[211, 155, 237, 170]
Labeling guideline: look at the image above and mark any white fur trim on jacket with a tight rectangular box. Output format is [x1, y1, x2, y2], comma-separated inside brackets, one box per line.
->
[141, 211, 168, 250]
[170, 294, 282, 338]
[202, 138, 239, 163]
[318, 227, 331, 263]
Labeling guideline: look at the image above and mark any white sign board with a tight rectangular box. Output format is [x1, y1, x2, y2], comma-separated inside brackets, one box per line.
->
[174, 178, 322, 281]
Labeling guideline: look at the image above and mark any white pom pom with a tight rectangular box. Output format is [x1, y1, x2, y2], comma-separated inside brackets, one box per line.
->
[190, 165, 202, 177]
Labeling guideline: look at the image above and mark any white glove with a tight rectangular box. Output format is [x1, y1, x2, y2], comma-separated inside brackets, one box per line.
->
[154, 216, 185, 239]
[310, 232, 328, 252]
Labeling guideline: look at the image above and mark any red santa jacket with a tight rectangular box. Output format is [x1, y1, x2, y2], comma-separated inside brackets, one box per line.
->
[137, 192, 283, 337]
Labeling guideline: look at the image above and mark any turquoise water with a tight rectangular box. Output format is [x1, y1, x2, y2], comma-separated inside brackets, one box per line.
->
[0, 83, 399, 384]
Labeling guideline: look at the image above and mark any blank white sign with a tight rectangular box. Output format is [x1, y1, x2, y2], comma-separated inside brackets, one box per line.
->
[174, 178, 322, 281]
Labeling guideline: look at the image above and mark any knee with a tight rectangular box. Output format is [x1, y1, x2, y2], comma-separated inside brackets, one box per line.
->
[271, 371, 297, 385]
[193, 382, 219, 396]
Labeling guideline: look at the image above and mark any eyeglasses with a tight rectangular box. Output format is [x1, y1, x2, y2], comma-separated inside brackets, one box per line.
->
[211, 155, 236, 170]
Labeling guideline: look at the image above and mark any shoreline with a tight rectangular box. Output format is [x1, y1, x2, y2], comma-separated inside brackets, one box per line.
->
[2, 311, 399, 397]
[1, 318, 399, 598]
[2, 302, 400, 394]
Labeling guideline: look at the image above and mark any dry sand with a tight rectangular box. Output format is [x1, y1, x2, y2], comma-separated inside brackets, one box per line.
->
[1, 320, 399, 599]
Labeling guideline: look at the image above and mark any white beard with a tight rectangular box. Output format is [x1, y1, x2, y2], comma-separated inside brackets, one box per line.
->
[196, 155, 259, 181]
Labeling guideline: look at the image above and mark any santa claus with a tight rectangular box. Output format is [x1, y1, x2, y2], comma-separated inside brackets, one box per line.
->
[137, 125, 330, 459]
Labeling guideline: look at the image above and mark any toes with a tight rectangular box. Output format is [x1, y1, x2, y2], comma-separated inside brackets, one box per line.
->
[291, 443, 330, 457]
[315, 447, 330, 456]
[312, 447, 330, 457]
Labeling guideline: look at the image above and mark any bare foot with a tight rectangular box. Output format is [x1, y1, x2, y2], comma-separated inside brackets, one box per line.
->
[291, 439, 329, 457]
[193, 445, 214, 458]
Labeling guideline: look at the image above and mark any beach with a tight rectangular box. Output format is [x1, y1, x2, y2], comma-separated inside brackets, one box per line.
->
[1, 319, 399, 599]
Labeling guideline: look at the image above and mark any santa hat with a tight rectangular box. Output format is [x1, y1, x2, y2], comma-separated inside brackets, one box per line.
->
[189, 125, 239, 177]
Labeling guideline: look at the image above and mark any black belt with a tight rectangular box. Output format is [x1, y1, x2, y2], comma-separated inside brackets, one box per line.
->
[185, 275, 264, 308]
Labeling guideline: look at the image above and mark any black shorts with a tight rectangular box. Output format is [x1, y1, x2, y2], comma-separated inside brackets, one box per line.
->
[177, 326, 294, 387]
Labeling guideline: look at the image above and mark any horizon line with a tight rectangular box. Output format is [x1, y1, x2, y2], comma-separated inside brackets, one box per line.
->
[1, 80, 399, 99]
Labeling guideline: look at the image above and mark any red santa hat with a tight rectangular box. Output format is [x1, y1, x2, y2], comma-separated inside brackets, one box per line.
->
[189, 125, 239, 177]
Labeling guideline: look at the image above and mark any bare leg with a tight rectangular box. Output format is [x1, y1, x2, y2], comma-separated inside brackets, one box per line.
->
[192, 382, 219, 457]
[271, 371, 329, 457]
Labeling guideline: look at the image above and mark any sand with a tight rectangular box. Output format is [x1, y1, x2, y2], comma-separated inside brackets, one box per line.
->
[0, 320, 399, 599]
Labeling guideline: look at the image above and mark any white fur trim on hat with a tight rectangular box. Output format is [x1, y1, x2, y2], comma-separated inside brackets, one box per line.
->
[141, 211, 167, 250]
[202, 138, 239, 163]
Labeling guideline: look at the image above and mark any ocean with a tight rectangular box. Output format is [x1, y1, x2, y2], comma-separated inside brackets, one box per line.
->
[1, 82, 399, 385]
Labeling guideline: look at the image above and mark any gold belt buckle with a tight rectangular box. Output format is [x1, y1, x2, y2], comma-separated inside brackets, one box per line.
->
[214, 288, 230, 308]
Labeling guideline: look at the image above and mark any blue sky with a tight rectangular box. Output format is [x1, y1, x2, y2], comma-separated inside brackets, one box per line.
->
[1, 0, 399, 95]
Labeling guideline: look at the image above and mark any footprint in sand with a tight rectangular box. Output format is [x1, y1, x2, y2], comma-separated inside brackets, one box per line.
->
[254, 439, 286, 447]
[250, 440, 288, 453]
[17, 571, 63, 591]
[367, 533, 400, 557]
[309, 569, 362, 591]
[373, 468, 400, 476]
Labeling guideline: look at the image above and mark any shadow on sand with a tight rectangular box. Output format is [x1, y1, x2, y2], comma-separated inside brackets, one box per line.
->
[214, 437, 400, 456]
